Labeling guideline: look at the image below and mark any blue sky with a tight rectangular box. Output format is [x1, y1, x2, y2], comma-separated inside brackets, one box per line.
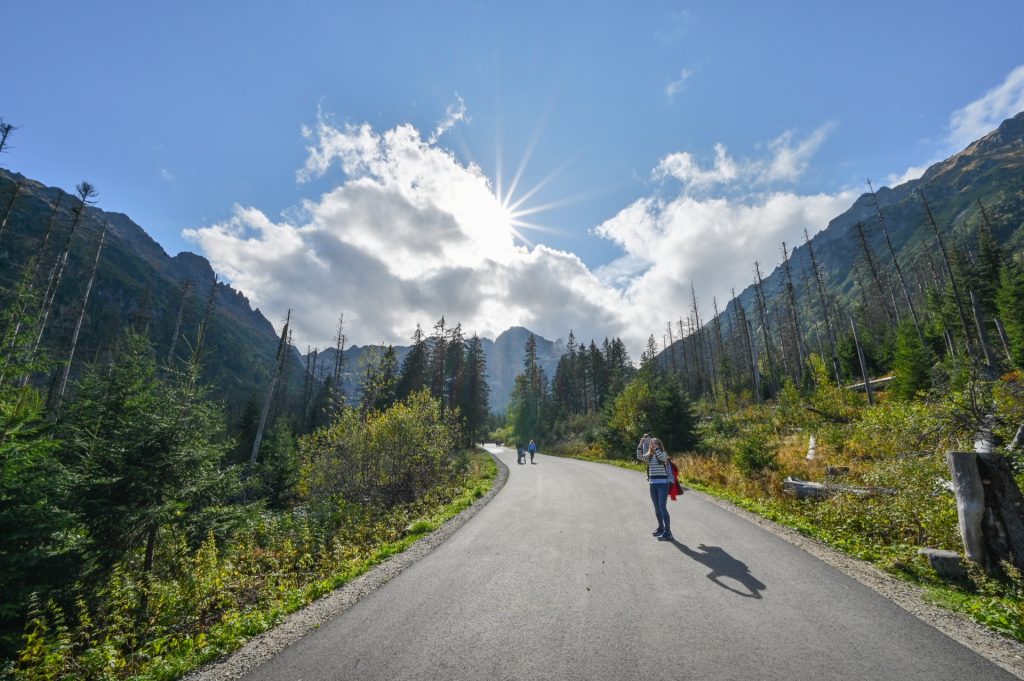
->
[5, 1, 1024, 355]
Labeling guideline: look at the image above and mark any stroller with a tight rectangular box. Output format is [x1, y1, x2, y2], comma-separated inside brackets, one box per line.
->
[515, 443, 525, 464]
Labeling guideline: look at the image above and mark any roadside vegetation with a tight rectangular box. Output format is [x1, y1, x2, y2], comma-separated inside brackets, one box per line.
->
[1, 321, 496, 681]
[501, 199, 1024, 643]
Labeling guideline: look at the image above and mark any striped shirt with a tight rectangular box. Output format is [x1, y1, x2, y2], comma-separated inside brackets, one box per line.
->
[636, 443, 669, 481]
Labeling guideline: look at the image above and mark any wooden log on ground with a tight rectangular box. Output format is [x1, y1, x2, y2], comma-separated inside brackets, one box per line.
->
[784, 477, 830, 500]
[783, 477, 896, 500]
[946, 451, 988, 569]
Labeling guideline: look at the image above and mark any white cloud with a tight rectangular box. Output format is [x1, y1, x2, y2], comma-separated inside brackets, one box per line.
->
[429, 94, 468, 144]
[595, 122, 853, 334]
[761, 124, 834, 183]
[655, 143, 738, 189]
[884, 162, 930, 187]
[885, 64, 1024, 188]
[186, 110, 852, 359]
[653, 124, 834, 191]
[594, 190, 857, 328]
[947, 64, 1024, 151]
[186, 116, 632, 353]
[665, 68, 694, 101]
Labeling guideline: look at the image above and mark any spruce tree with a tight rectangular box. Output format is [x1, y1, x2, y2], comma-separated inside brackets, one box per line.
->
[997, 260, 1024, 369]
[891, 320, 933, 400]
[62, 331, 235, 580]
[396, 324, 429, 400]
[0, 382, 73, 656]
[459, 334, 490, 444]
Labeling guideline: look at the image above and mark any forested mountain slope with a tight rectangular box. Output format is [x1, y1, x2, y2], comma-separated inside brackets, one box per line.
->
[0, 168, 302, 420]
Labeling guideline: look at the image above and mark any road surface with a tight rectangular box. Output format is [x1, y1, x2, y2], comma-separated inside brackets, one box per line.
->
[240, 445, 1016, 681]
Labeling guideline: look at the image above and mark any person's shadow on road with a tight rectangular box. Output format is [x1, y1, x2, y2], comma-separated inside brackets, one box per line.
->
[670, 542, 766, 599]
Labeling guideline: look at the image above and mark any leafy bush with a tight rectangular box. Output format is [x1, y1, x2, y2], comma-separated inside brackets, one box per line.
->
[300, 389, 461, 507]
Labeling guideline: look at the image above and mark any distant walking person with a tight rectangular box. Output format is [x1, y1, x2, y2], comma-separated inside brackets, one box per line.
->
[516, 441, 526, 465]
[528, 439, 537, 464]
[636, 433, 672, 541]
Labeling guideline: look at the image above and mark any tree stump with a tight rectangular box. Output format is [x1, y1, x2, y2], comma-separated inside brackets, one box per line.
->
[947, 450, 1024, 573]
[946, 451, 988, 569]
[917, 548, 968, 582]
[977, 450, 1024, 573]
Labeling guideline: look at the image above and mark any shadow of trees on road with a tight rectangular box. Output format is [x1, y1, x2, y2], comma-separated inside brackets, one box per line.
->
[671, 542, 766, 598]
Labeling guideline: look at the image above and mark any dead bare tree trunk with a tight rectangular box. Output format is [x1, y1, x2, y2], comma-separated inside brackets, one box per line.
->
[920, 190, 973, 359]
[332, 313, 346, 409]
[0, 119, 19, 157]
[55, 219, 108, 413]
[868, 180, 924, 342]
[947, 451, 987, 567]
[804, 228, 842, 383]
[753, 262, 778, 397]
[854, 222, 895, 325]
[0, 181, 22, 243]
[2, 197, 63, 384]
[166, 279, 193, 368]
[250, 309, 291, 466]
[994, 318, 1013, 363]
[849, 314, 874, 405]
[969, 290, 996, 372]
[732, 290, 760, 402]
[780, 242, 805, 384]
[666, 322, 678, 377]
[690, 282, 717, 399]
[712, 297, 729, 403]
[31, 182, 97, 364]
[192, 276, 218, 360]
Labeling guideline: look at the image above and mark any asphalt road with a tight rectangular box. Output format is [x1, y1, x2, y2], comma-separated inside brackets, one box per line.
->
[240, 446, 1016, 681]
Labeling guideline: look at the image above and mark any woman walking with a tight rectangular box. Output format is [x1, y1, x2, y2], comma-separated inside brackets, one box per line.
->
[636, 433, 672, 541]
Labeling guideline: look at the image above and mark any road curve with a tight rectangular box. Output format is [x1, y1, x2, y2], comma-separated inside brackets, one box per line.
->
[239, 446, 1016, 681]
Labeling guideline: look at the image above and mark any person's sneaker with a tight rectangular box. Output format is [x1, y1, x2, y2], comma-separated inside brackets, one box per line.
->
[657, 533, 673, 541]
[652, 529, 664, 536]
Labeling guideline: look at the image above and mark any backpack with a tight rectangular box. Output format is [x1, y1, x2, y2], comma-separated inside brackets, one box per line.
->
[668, 459, 684, 499]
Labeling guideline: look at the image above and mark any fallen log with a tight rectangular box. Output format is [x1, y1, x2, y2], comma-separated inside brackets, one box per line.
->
[783, 476, 897, 500]
[802, 407, 851, 424]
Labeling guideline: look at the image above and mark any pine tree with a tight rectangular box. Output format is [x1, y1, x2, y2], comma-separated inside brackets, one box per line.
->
[997, 260, 1024, 369]
[510, 333, 546, 442]
[62, 331, 236, 581]
[359, 345, 399, 413]
[0, 380, 73, 657]
[396, 324, 429, 400]
[445, 323, 465, 413]
[459, 333, 490, 443]
[890, 320, 933, 400]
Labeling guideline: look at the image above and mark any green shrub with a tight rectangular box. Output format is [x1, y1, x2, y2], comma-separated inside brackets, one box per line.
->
[733, 428, 779, 476]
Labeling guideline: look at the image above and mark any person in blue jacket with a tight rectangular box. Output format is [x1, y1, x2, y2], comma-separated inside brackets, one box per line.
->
[528, 439, 537, 464]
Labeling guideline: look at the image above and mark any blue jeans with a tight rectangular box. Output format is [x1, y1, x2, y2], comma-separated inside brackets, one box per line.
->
[649, 481, 670, 535]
